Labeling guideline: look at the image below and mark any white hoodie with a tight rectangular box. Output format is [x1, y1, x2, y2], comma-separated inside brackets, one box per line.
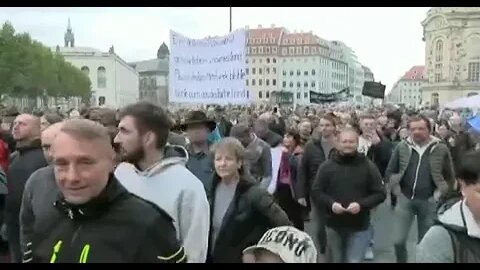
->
[114, 146, 210, 263]
[416, 200, 480, 263]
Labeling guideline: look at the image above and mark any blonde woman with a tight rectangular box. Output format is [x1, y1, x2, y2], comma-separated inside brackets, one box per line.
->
[208, 137, 291, 263]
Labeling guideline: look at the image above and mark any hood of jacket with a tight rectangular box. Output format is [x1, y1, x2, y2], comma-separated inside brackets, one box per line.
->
[134, 145, 189, 177]
[330, 149, 367, 165]
[438, 200, 480, 239]
[405, 135, 441, 152]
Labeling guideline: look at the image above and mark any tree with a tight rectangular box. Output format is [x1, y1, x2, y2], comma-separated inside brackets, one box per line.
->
[0, 21, 91, 101]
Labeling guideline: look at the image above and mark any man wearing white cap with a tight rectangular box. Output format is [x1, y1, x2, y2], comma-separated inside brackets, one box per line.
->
[242, 226, 318, 263]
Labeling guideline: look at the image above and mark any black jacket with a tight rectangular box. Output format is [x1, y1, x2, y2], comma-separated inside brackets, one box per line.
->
[218, 118, 233, 138]
[25, 176, 186, 263]
[311, 151, 386, 231]
[296, 138, 329, 205]
[365, 133, 394, 177]
[6, 140, 47, 221]
[208, 175, 291, 263]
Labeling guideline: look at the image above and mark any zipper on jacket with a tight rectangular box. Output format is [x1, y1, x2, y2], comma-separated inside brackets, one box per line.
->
[410, 143, 437, 200]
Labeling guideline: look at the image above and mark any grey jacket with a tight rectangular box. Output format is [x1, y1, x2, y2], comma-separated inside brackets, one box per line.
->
[385, 136, 455, 200]
[417, 200, 480, 263]
[19, 166, 58, 255]
[245, 136, 272, 188]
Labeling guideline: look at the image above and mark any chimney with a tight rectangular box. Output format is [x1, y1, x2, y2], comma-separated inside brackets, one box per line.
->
[270, 24, 275, 28]
[258, 24, 262, 28]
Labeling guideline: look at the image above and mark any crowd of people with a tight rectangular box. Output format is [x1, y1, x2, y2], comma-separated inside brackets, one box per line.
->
[0, 101, 478, 263]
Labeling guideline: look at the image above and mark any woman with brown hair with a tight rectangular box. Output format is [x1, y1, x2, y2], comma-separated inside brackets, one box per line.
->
[208, 137, 291, 263]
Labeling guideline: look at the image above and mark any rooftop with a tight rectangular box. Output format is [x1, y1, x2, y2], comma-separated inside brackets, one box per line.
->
[401, 65, 426, 81]
[130, 58, 168, 73]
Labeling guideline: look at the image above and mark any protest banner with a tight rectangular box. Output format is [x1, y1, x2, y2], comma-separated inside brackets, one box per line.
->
[169, 29, 250, 105]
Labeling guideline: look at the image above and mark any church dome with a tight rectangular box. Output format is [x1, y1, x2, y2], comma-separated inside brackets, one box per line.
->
[157, 42, 169, 59]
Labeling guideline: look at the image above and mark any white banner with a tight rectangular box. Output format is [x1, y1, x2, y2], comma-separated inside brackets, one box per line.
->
[169, 29, 250, 105]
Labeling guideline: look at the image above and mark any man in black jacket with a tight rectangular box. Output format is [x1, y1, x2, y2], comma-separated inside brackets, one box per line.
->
[312, 128, 386, 263]
[23, 119, 185, 263]
[5, 114, 47, 263]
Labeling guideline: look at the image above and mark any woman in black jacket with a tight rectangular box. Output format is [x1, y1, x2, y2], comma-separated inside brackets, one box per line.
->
[208, 137, 291, 263]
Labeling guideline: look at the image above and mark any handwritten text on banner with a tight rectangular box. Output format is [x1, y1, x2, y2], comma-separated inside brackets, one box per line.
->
[169, 29, 250, 105]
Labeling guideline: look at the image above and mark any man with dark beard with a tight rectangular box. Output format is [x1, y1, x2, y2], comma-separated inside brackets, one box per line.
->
[113, 102, 209, 263]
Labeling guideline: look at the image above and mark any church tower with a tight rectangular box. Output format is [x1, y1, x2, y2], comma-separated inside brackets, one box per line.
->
[64, 18, 75, 47]
[157, 42, 169, 59]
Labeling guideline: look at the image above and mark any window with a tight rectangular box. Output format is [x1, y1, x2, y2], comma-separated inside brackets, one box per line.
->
[297, 92, 301, 99]
[151, 78, 156, 88]
[97, 66, 107, 88]
[259, 91, 263, 99]
[282, 81, 286, 87]
[246, 68, 249, 75]
[259, 68, 263, 75]
[435, 73, 441, 82]
[266, 91, 270, 98]
[282, 48, 288, 55]
[266, 68, 270, 74]
[273, 58, 276, 63]
[297, 82, 301, 88]
[252, 59, 256, 63]
[289, 47, 295, 55]
[468, 62, 480, 82]
[252, 79, 256, 86]
[273, 79, 276, 86]
[312, 69, 316, 76]
[252, 48, 257, 54]
[252, 68, 256, 75]
[266, 79, 270, 86]
[81, 66, 90, 75]
[304, 71, 308, 76]
[304, 92, 308, 99]
[296, 47, 302, 54]
[246, 79, 249, 86]
[435, 40, 443, 62]
[259, 47, 264, 54]
[259, 59, 263, 64]
[283, 70, 287, 76]
[98, 96, 106, 106]
[290, 71, 294, 76]
[266, 47, 270, 54]
[246, 58, 249, 64]
[297, 70, 301, 76]
[259, 79, 263, 86]
[431, 93, 439, 106]
[312, 47, 317, 54]
[311, 81, 316, 87]
[273, 68, 276, 74]
[304, 81, 308, 87]
[304, 47, 310, 54]
[266, 58, 270, 64]
[272, 47, 277, 54]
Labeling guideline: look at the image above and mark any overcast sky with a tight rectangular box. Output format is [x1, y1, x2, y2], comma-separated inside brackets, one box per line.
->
[0, 7, 430, 93]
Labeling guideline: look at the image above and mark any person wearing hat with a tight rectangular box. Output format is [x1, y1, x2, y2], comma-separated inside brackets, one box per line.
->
[242, 226, 318, 263]
[182, 111, 216, 195]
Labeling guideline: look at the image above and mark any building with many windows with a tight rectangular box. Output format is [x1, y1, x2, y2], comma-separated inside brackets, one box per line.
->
[421, 7, 480, 106]
[388, 65, 426, 107]
[129, 43, 170, 107]
[245, 25, 284, 103]
[53, 20, 139, 108]
[245, 25, 371, 105]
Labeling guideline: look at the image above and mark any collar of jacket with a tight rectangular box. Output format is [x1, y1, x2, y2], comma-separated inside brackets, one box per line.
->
[16, 138, 42, 153]
[54, 175, 127, 221]
[331, 150, 365, 164]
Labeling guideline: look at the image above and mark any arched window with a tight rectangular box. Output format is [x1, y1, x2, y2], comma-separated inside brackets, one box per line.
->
[435, 40, 443, 62]
[311, 69, 316, 76]
[97, 67, 107, 88]
[81, 66, 90, 75]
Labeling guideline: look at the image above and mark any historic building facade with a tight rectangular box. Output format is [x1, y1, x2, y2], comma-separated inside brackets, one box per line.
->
[421, 7, 480, 106]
